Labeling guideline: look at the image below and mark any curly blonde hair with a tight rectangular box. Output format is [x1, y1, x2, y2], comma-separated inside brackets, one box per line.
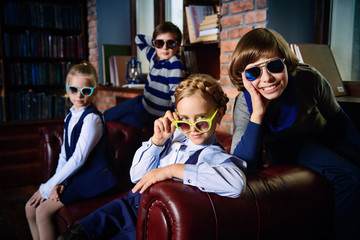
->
[174, 74, 229, 112]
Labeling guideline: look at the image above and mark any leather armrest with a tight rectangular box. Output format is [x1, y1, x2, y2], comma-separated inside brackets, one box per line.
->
[137, 179, 220, 240]
[136, 165, 334, 240]
[39, 124, 64, 181]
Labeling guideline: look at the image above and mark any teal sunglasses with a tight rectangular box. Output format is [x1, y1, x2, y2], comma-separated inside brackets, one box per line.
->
[66, 85, 95, 97]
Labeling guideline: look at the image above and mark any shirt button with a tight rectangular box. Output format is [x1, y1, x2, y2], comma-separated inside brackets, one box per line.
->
[187, 179, 192, 184]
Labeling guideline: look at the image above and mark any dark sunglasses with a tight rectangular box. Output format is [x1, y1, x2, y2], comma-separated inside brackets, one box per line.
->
[244, 58, 285, 81]
[173, 109, 218, 133]
[153, 39, 177, 49]
[66, 85, 95, 97]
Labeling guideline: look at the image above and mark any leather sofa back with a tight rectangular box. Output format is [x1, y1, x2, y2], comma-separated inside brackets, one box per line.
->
[39, 121, 153, 189]
[137, 165, 334, 240]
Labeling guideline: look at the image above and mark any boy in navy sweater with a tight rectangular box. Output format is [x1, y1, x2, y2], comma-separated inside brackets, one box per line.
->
[104, 22, 186, 128]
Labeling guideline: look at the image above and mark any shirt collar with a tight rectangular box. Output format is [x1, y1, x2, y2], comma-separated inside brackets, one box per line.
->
[172, 129, 218, 151]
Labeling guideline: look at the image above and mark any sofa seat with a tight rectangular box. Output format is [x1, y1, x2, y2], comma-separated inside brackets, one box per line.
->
[38, 122, 334, 239]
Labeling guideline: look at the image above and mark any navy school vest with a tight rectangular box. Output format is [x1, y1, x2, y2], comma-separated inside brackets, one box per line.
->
[63, 105, 118, 198]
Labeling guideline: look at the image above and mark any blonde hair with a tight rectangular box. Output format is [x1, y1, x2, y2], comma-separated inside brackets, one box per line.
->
[174, 74, 229, 112]
[229, 28, 299, 91]
[66, 62, 98, 88]
[65, 62, 98, 106]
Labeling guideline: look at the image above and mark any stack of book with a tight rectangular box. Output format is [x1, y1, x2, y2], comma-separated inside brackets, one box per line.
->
[198, 14, 219, 42]
[185, 5, 219, 43]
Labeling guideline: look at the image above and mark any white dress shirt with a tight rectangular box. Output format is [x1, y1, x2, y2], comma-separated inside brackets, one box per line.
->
[39, 106, 103, 199]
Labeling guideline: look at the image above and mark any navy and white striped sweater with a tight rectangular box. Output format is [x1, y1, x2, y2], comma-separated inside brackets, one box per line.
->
[135, 34, 186, 116]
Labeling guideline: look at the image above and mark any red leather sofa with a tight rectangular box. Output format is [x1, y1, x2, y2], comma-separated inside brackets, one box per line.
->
[39, 121, 334, 240]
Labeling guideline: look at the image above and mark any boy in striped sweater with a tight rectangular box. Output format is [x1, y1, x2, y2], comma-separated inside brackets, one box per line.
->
[104, 22, 186, 128]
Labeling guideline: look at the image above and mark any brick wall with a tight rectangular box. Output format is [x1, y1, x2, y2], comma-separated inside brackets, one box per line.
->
[86, 0, 141, 113]
[218, 0, 267, 134]
[87, 0, 98, 71]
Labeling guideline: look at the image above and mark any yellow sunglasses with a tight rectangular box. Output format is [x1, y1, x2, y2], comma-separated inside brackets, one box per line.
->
[173, 109, 218, 133]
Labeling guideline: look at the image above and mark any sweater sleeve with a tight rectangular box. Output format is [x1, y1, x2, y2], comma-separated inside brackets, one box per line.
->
[231, 92, 263, 172]
[135, 34, 156, 62]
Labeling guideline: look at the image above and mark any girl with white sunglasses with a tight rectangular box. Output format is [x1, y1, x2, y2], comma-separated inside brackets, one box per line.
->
[25, 62, 118, 240]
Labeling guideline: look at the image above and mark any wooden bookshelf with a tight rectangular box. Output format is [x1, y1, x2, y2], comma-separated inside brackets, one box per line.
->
[0, 0, 88, 123]
[182, 0, 221, 79]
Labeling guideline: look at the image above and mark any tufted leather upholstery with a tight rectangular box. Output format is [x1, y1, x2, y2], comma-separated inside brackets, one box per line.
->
[39, 122, 334, 239]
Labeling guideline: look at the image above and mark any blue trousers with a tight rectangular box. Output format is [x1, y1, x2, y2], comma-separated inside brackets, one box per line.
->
[103, 95, 158, 128]
[267, 136, 360, 240]
[79, 191, 142, 240]
[297, 140, 360, 240]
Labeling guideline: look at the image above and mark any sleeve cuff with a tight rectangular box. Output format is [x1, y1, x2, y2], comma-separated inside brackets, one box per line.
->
[146, 139, 165, 156]
[39, 184, 48, 199]
[183, 164, 198, 187]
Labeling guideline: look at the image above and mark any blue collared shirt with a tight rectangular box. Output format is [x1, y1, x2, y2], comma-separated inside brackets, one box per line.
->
[130, 129, 247, 198]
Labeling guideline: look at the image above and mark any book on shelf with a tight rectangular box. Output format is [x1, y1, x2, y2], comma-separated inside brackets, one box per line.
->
[200, 14, 219, 28]
[290, 43, 346, 96]
[185, 5, 217, 43]
[109, 55, 132, 87]
[197, 33, 218, 42]
[199, 27, 219, 36]
[185, 6, 197, 43]
[7, 91, 68, 121]
[3, 1, 81, 30]
[200, 21, 219, 30]
[3, 33, 83, 59]
[6, 62, 71, 87]
[102, 45, 131, 85]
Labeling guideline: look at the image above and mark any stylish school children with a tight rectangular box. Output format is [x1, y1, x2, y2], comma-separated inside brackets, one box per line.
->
[58, 74, 247, 240]
[25, 62, 118, 240]
[104, 21, 186, 128]
[229, 28, 360, 240]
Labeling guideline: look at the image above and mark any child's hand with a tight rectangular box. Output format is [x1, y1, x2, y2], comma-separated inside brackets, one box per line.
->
[28, 190, 45, 207]
[132, 164, 185, 194]
[243, 78, 269, 124]
[151, 110, 178, 146]
[49, 185, 65, 202]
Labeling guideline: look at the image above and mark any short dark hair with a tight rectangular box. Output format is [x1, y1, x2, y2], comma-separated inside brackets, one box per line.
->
[153, 21, 182, 44]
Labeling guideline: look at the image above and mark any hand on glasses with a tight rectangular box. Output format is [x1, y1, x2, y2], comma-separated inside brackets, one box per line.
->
[242, 59, 281, 124]
[152, 111, 179, 146]
[173, 109, 218, 133]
